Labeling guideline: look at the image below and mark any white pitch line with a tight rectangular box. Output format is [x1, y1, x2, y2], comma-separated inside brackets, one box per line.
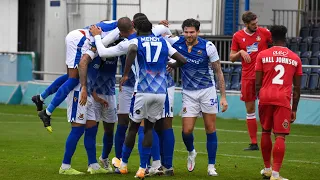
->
[92, 144, 320, 165]
[0, 112, 319, 138]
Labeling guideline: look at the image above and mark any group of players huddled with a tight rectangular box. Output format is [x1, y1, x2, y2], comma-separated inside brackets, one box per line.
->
[31, 11, 301, 180]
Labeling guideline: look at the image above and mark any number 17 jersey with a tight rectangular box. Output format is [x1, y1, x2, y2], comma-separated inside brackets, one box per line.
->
[129, 35, 177, 94]
[255, 46, 302, 109]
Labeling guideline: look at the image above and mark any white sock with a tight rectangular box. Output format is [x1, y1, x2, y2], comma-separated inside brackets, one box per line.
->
[272, 171, 280, 178]
[39, 94, 44, 101]
[120, 161, 127, 168]
[265, 167, 272, 171]
[46, 109, 52, 116]
[189, 149, 196, 155]
[151, 160, 161, 169]
[89, 163, 101, 170]
[61, 163, 71, 170]
[208, 164, 215, 169]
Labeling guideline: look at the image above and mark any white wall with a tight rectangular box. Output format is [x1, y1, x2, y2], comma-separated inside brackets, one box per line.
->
[0, 0, 18, 52]
[43, 0, 68, 80]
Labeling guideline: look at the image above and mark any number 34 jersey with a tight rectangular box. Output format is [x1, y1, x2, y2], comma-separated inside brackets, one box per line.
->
[255, 46, 302, 109]
[129, 35, 177, 94]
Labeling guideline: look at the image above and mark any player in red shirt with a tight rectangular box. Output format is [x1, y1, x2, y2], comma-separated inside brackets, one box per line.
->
[256, 25, 302, 180]
[229, 11, 272, 150]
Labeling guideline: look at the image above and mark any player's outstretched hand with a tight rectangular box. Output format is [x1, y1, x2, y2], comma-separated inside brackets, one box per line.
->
[79, 88, 88, 106]
[220, 97, 228, 112]
[240, 50, 251, 63]
[159, 20, 169, 27]
[119, 76, 128, 92]
[90, 25, 102, 36]
[291, 111, 296, 123]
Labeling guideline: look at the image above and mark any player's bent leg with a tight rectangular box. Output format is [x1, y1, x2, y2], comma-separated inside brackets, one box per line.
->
[60, 122, 85, 175]
[244, 101, 259, 151]
[202, 113, 218, 176]
[260, 128, 272, 179]
[182, 117, 197, 172]
[38, 69, 79, 133]
[32, 74, 69, 111]
[99, 122, 114, 172]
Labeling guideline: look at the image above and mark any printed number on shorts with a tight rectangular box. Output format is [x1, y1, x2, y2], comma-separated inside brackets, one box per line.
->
[142, 42, 162, 63]
[272, 64, 284, 85]
[210, 98, 218, 106]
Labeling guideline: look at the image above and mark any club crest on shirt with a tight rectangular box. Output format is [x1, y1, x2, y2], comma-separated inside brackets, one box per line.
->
[73, 97, 78, 102]
[282, 119, 289, 129]
[256, 35, 261, 42]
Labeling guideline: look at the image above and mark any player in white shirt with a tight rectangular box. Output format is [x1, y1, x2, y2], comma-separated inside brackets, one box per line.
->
[165, 18, 228, 176]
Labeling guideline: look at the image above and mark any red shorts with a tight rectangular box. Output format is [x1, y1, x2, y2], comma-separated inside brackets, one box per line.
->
[258, 105, 291, 134]
[240, 79, 256, 102]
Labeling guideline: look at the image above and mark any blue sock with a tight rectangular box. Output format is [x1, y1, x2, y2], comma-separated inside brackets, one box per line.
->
[138, 126, 144, 156]
[47, 78, 79, 114]
[102, 132, 114, 159]
[182, 132, 194, 152]
[157, 131, 164, 165]
[115, 124, 128, 159]
[121, 144, 133, 164]
[62, 126, 85, 164]
[84, 125, 98, 165]
[40, 74, 68, 100]
[140, 146, 152, 169]
[162, 128, 175, 169]
[207, 132, 218, 164]
[151, 129, 160, 161]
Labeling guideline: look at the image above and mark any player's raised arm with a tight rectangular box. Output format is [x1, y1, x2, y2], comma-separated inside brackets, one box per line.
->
[101, 28, 120, 46]
[166, 40, 186, 68]
[152, 24, 172, 36]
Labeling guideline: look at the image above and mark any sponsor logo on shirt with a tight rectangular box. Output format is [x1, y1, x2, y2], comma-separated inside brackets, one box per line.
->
[186, 57, 203, 64]
[246, 42, 259, 54]
[273, 50, 288, 57]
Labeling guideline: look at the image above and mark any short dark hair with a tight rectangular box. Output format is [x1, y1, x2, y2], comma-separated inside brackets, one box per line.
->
[134, 16, 152, 33]
[270, 25, 287, 42]
[182, 18, 200, 31]
[242, 11, 257, 24]
[133, 13, 146, 21]
[117, 17, 133, 32]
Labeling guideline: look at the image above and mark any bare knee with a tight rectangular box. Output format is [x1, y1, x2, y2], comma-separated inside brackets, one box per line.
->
[245, 101, 256, 114]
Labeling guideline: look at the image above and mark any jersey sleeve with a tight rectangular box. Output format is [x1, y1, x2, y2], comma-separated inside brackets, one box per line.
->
[295, 57, 303, 76]
[163, 35, 180, 45]
[206, 41, 219, 62]
[101, 28, 120, 46]
[95, 35, 128, 58]
[152, 25, 172, 36]
[85, 49, 98, 61]
[129, 38, 138, 46]
[255, 52, 263, 71]
[230, 33, 239, 51]
[165, 40, 178, 57]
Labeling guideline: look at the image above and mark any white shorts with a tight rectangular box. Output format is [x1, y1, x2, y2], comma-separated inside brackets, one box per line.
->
[117, 86, 134, 114]
[93, 94, 118, 123]
[65, 30, 94, 68]
[162, 86, 175, 118]
[182, 86, 219, 117]
[66, 84, 96, 124]
[129, 93, 166, 123]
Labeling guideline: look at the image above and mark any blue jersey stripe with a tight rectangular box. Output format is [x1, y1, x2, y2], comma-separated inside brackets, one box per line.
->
[71, 91, 79, 120]
[74, 35, 87, 67]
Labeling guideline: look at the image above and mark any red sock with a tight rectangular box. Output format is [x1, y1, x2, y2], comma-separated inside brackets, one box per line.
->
[273, 136, 286, 172]
[246, 113, 257, 144]
[261, 132, 272, 168]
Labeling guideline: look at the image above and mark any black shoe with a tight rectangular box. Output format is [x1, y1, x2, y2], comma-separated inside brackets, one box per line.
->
[244, 144, 259, 151]
[31, 95, 44, 111]
[38, 110, 53, 133]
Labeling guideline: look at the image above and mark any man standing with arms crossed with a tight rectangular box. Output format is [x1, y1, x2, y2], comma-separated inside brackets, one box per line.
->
[256, 25, 302, 180]
[229, 11, 272, 151]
